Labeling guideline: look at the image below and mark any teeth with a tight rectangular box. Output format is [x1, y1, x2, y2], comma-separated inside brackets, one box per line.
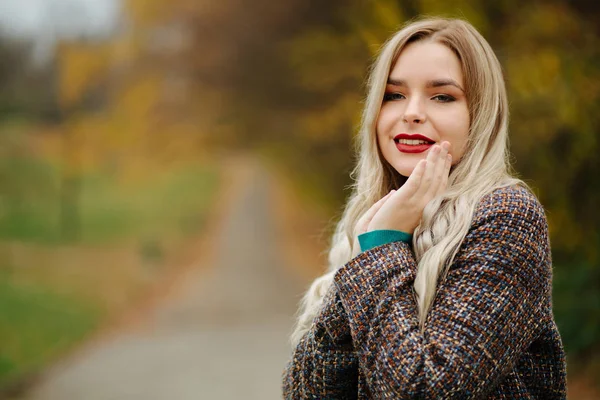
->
[397, 139, 431, 145]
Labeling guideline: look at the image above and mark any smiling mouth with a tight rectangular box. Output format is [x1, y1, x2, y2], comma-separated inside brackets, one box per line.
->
[394, 139, 435, 154]
[393, 138, 435, 145]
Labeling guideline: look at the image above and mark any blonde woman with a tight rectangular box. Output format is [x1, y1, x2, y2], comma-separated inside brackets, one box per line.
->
[282, 17, 567, 398]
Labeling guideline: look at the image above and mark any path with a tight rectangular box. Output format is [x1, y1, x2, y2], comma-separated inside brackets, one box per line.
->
[24, 157, 311, 400]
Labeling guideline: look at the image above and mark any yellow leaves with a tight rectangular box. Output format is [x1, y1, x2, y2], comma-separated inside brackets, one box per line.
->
[57, 42, 114, 110]
[115, 74, 162, 120]
[506, 50, 560, 100]
[124, 0, 208, 28]
[372, 0, 404, 32]
[519, 2, 580, 40]
[111, 34, 139, 70]
[360, 0, 405, 46]
[285, 29, 365, 93]
[503, 2, 599, 156]
[418, 0, 488, 33]
[348, 0, 404, 56]
[49, 0, 216, 184]
[300, 92, 362, 143]
[286, 0, 406, 93]
[286, 1, 404, 95]
[124, 0, 170, 27]
[547, 206, 584, 253]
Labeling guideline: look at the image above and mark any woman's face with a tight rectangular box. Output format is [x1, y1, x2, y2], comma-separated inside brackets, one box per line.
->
[376, 40, 470, 178]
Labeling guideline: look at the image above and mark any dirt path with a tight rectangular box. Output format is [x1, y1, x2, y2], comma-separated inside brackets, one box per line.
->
[24, 156, 312, 400]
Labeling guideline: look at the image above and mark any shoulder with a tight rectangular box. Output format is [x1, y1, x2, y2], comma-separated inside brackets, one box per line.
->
[473, 184, 548, 229]
[460, 184, 552, 286]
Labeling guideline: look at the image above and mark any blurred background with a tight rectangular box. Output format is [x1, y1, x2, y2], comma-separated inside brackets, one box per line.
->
[0, 0, 598, 398]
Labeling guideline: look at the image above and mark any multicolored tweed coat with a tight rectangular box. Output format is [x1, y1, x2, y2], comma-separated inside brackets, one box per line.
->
[282, 185, 567, 399]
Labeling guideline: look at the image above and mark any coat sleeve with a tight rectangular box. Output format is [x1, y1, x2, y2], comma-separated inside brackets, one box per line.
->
[333, 188, 552, 398]
[282, 282, 359, 399]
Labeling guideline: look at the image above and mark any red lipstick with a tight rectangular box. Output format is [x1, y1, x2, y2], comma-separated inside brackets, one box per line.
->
[393, 133, 435, 142]
[393, 133, 436, 154]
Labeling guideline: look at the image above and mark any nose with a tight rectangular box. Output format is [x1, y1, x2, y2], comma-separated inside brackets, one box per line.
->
[403, 97, 426, 124]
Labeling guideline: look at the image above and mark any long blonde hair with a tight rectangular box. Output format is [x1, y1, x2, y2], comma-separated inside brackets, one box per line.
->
[290, 17, 525, 346]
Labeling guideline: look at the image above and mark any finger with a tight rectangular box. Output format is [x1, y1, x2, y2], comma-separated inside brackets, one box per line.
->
[415, 144, 440, 197]
[375, 189, 396, 208]
[427, 141, 450, 197]
[435, 153, 452, 198]
[358, 190, 395, 232]
[375, 190, 395, 206]
[403, 159, 427, 194]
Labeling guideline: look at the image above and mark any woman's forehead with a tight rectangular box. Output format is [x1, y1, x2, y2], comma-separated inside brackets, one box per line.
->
[389, 41, 464, 86]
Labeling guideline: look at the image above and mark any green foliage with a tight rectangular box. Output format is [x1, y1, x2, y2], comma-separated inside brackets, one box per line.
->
[553, 261, 600, 356]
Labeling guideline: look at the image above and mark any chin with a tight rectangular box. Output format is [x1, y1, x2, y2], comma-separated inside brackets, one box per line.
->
[391, 161, 417, 178]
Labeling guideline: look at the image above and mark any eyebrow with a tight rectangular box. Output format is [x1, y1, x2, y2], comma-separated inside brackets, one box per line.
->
[386, 78, 465, 92]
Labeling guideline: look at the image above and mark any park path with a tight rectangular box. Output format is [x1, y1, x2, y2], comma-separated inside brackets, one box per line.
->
[24, 156, 312, 400]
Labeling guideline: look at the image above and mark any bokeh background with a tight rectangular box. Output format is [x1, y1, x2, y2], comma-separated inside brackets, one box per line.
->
[0, 0, 598, 398]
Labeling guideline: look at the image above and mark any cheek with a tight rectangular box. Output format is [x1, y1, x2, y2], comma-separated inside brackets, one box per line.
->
[376, 106, 397, 140]
[376, 108, 389, 135]
[438, 110, 470, 158]
[375, 116, 387, 145]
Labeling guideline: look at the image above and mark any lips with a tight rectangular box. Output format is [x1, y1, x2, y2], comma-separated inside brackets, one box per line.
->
[393, 133, 436, 154]
[395, 142, 433, 153]
[393, 133, 435, 142]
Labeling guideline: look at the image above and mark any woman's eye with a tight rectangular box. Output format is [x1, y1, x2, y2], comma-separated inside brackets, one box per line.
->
[432, 94, 455, 103]
[383, 92, 405, 101]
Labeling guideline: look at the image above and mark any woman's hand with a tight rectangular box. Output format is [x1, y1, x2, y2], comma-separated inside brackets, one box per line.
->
[367, 141, 452, 234]
[356, 189, 396, 235]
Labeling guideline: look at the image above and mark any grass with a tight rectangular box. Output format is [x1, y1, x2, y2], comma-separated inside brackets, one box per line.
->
[79, 164, 220, 243]
[0, 162, 220, 244]
[0, 157, 221, 390]
[0, 271, 101, 387]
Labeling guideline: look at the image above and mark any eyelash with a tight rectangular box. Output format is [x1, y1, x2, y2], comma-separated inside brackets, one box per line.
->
[433, 94, 456, 103]
[382, 92, 456, 103]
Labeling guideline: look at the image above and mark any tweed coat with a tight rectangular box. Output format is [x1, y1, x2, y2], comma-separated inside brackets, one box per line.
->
[282, 185, 567, 399]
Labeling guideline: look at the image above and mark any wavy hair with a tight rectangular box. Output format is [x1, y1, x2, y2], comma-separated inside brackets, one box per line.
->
[290, 17, 525, 346]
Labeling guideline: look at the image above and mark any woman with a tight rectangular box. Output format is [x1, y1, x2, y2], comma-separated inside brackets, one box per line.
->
[282, 17, 567, 398]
